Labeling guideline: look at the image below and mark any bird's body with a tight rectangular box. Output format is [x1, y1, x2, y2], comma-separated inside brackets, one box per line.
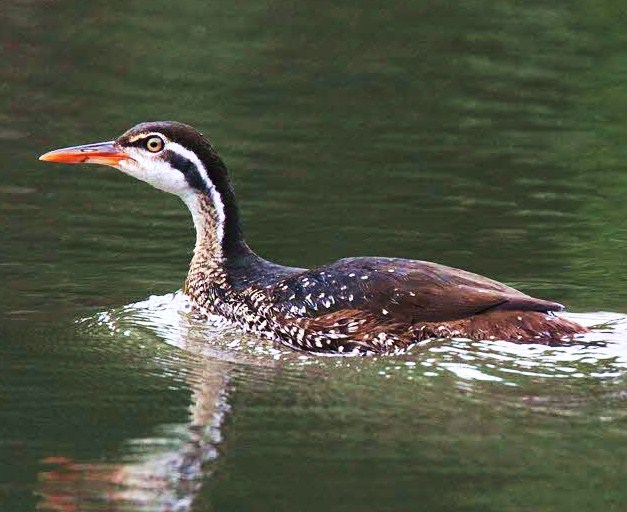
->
[40, 121, 587, 354]
[187, 252, 583, 354]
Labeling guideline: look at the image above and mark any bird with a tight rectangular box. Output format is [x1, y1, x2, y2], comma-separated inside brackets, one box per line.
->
[39, 121, 588, 355]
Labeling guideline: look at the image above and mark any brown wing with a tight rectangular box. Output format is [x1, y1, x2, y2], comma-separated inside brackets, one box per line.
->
[268, 257, 563, 323]
[360, 258, 563, 322]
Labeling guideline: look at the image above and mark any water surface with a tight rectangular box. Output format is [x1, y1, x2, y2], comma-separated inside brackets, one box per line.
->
[2, 0, 627, 510]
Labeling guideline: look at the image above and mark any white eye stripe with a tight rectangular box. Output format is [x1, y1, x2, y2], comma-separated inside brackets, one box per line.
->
[127, 132, 171, 144]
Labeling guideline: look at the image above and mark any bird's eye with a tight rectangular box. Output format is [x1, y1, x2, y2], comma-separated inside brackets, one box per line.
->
[145, 136, 164, 153]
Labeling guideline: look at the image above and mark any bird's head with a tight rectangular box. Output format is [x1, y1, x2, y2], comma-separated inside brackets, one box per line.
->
[39, 121, 229, 199]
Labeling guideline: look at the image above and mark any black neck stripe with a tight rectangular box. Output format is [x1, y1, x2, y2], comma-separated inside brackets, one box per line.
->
[162, 146, 245, 257]
[165, 150, 208, 193]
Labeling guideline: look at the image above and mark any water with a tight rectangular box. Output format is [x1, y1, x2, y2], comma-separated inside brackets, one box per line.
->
[3, 0, 627, 510]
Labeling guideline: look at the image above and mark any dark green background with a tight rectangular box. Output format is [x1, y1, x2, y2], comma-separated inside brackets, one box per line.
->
[2, 1, 627, 510]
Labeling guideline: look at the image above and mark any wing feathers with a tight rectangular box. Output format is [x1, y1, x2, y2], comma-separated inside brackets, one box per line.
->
[268, 257, 563, 324]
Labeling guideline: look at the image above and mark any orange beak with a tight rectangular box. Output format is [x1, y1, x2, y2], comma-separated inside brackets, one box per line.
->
[39, 141, 130, 166]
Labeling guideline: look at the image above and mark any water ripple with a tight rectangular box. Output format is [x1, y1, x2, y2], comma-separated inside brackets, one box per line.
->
[85, 293, 627, 386]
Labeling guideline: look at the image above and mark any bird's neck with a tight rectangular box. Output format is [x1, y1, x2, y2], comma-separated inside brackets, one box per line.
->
[183, 185, 251, 286]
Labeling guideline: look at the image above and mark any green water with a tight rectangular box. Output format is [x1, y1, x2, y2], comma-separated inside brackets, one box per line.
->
[3, 0, 627, 510]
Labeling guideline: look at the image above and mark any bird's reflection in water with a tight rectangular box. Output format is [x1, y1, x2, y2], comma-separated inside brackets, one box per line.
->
[36, 292, 280, 512]
[38, 367, 226, 510]
[34, 294, 627, 511]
